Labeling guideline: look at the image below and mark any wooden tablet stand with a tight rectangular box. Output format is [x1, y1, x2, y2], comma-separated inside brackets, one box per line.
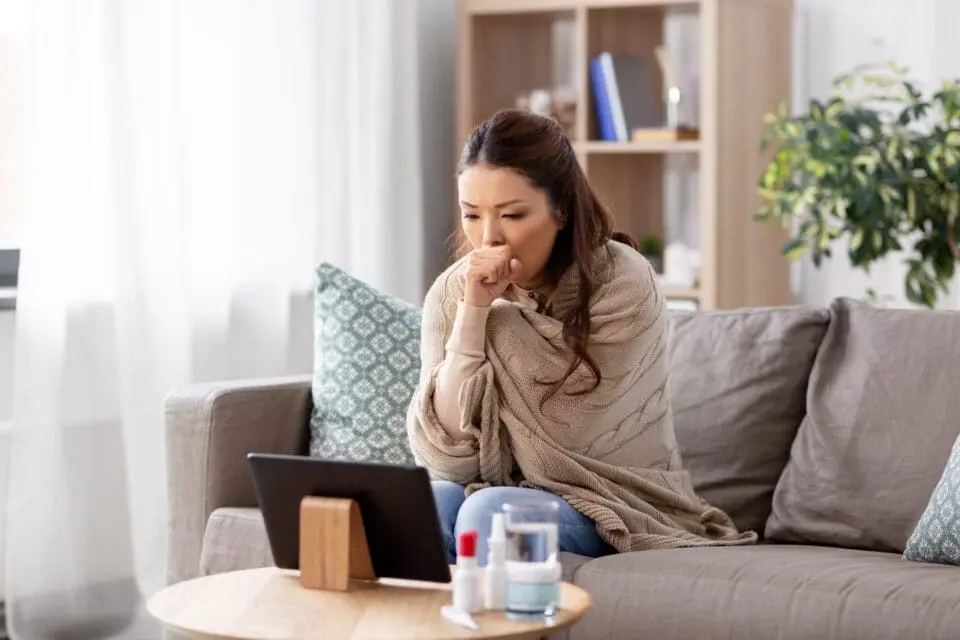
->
[299, 496, 376, 591]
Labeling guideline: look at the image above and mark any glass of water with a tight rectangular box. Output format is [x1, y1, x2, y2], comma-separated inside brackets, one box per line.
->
[502, 500, 561, 619]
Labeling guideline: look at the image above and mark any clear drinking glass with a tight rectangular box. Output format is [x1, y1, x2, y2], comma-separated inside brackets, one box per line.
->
[502, 500, 561, 619]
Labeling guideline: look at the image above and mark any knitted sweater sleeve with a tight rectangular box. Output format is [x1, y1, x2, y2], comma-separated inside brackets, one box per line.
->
[406, 269, 483, 483]
[433, 302, 489, 435]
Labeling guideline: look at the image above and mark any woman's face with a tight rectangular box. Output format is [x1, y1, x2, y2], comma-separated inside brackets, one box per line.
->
[458, 164, 562, 289]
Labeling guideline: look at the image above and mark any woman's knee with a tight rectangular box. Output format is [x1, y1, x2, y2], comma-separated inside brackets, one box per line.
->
[455, 488, 504, 532]
[454, 488, 512, 564]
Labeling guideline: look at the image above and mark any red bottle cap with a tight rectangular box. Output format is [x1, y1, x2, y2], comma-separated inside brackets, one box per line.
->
[458, 530, 478, 558]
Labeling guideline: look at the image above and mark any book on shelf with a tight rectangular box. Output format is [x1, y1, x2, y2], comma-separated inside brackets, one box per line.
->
[589, 52, 660, 142]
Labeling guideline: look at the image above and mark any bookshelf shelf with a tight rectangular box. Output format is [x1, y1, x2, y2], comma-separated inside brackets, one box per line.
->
[457, 0, 794, 310]
[576, 140, 700, 154]
[464, 0, 699, 14]
[661, 286, 700, 301]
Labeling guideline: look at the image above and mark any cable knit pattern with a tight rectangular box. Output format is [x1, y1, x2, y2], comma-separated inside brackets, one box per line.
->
[406, 241, 757, 552]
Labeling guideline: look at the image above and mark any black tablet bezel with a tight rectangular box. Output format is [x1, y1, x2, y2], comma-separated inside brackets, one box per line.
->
[247, 452, 451, 584]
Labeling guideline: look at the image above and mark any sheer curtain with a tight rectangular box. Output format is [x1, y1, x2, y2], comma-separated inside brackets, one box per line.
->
[5, 0, 430, 637]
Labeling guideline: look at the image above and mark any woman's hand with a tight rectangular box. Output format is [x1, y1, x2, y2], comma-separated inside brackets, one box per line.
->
[464, 246, 523, 307]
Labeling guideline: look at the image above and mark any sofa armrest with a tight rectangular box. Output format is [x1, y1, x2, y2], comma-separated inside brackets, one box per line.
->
[164, 374, 312, 584]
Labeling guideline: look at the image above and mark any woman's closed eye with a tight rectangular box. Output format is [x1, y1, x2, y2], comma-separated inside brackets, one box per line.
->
[461, 212, 525, 221]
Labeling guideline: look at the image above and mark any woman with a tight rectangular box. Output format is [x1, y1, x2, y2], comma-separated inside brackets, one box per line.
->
[407, 109, 755, 564]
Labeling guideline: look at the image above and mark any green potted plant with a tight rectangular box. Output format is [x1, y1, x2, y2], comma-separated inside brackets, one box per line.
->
[639, 233, 664, 273]
[755, 62, 960, 308]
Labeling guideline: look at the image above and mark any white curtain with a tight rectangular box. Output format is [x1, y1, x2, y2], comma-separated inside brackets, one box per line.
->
[5, 0, 427, 637]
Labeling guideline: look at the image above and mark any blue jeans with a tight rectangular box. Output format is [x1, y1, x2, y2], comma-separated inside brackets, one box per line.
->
[431, 480, 614, 565]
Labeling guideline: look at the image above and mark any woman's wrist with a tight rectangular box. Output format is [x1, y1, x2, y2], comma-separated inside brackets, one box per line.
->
[462, 291, 491, 308]
[448, 300, 490, 356]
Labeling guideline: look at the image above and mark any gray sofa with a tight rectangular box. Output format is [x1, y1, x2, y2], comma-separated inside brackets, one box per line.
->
[164, 297, 960, 639]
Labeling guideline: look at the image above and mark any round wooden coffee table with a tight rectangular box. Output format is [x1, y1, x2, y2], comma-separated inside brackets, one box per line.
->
[147, 567, 592, 639]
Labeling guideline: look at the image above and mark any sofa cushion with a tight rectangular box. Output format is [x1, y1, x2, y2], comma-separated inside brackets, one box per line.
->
[198, 508, 272, 576]
[904, 432, 960, 564]
[569, 545, 960, 640]
[310, 263, 420, 464]
[766, 297, 960, 552]
[667, 307, 829, 536]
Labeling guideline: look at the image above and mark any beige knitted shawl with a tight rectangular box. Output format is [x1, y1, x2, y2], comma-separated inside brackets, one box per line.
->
[407, 241, 757, 552]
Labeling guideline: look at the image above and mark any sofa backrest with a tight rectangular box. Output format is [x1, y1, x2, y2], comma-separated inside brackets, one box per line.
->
[765, 297, 960, 553]
[667, 305, 830, 537]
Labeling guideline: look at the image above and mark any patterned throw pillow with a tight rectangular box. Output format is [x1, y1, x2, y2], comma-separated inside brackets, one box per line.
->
[903, 433, 960, 564]
[309, 263, 421, 464]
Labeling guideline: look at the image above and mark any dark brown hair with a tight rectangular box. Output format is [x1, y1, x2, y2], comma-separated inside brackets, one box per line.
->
[456, 109, 638, 401]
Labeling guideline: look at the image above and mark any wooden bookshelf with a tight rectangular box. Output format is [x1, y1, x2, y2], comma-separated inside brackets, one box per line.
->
[575, 140, 700, 154]
[457, 0, 794, 310]
[464, 0, 700, 13]
[659, 281, 701, 300]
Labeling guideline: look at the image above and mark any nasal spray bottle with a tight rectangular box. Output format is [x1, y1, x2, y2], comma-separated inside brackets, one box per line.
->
[484, 513, 508, 610]
[452, 530, 482, 613]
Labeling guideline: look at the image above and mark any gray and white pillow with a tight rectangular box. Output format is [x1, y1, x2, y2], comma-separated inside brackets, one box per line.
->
[310, 263, 421, 465]
[904, 433, 960, 564]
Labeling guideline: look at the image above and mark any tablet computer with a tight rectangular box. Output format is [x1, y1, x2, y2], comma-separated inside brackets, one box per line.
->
[247, 452, 451, 584]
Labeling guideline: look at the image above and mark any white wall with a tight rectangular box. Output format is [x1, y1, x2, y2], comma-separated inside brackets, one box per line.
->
[794, 0, 960, 308]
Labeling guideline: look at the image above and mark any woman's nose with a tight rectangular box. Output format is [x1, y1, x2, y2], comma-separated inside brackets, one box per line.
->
[482, 220, 504, 247]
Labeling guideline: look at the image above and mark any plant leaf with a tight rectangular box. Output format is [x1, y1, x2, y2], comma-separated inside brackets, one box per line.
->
[782, 237, 808, 261]
[850, 227, 865, 251]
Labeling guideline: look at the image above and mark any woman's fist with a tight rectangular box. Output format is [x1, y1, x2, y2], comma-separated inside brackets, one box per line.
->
[464, 246, 523, 307]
